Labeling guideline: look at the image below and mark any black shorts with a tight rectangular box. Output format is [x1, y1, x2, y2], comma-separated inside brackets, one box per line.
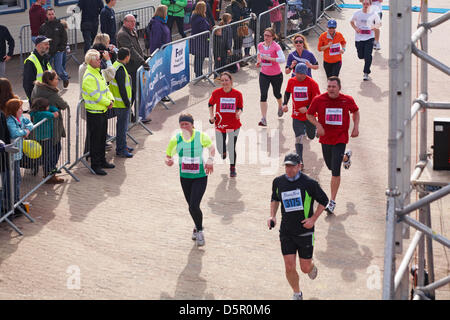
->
[280, 233, 314, 259]
[321, 143, 346, 177]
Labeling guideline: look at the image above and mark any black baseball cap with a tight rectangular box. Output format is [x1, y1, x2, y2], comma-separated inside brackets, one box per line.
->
[34, 35, 51, 45]
[283, 153, 301, 166]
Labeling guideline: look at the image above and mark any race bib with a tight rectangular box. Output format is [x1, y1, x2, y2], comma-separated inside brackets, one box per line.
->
[219, 97, 237, 113]
[360, 26, 372, 34]
[281, 189, 303, 213]
[261, 53, 272, 67]
[325, 108, 343, 125]
[293, 86, 308, 102]
[329, 43, 341, 56]
[181, 156, 200, 174]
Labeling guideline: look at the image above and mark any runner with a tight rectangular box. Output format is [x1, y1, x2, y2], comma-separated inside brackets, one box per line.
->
[306, 77, 359, 215]
[165, 114, 215, 246]
[317, 19, 346, 78]
[268, 152, 328, 300]
[208, 72, 243, 178]
[350, 0, 381, 81]
[256, 27, 286, 126]
[285, 34, 319, 79]
[282, 63, 320, 169]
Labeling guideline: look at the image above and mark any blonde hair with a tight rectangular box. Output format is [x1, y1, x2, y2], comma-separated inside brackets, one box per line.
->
[85, 49, 100, 65]
[93, 33, 110, 47]
[154, 5, 168, 19]
[193, 1, 206, 18]
[292, 34, 309, 50]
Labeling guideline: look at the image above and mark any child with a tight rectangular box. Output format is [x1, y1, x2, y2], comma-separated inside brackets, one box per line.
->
[241, 22, 254, 58]
[29, 97, 64, 184]
[269, 0, 283, 38]
[213, 23, 228, 78]
[5, 99, 34, 202]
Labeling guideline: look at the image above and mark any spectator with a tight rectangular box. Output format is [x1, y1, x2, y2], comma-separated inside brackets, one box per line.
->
[230, 0, 249, 60]
[117, 14, 150, 106]
[100, 0, 117, 46]
[23, 35, 52, 102]
[161, 0, 188, 39]
[0, 78, 18, 112]
[109, 48, 134, 158]
[197, 0, 215, 28]
[5, 99, 34, 203]
[247, 0, 273, 42]
[0, 25, 15, 79]
[77, 0, 105, 53]
[29, 97, 64, 184]
[146, 5, 171, 55]
[241, 22, 254, 59]
[190, 1, 210, 79]
[269, 0, 282, 38]
[81, 49, 115, 176]
[39, 7, 70, 88]
[212, 23, 228, 79]
[29, 0, 47, 44]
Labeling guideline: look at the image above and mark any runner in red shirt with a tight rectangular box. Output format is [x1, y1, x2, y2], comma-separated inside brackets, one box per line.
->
[282, 63, 320, 169]
[208, 72, 243, 177]
[306, 77, 360, 214]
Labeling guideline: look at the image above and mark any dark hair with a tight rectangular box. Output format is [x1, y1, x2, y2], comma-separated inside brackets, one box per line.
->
[31, 97, 50, 112]
[0, 78, 18, 112]
[46, 7, 55, 12]
[179, 113, 194, 124]
[4, 99, 23, 118]
[42, 70, 58, 86]
[118, 47, 130, 61]
[327, 76, 341, 89]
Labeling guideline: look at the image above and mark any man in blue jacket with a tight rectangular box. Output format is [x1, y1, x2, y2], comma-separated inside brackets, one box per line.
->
[77, 0, 104, 53]
[100, 0, 117, 46]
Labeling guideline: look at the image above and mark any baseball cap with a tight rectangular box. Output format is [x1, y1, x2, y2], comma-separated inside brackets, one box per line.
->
[295, 63, 308, 75]
[284, 153, 302, 166]
[34, 35, 51, 45]
[327, 19, 337, 28]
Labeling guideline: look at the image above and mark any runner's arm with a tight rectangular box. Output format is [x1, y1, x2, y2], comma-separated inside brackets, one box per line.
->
[351, 110, 360, 138]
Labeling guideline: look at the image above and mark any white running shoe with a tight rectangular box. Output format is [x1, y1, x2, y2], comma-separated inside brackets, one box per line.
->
[326, 200, 336, 215]
[258, 117, 267, 127]
[308, 264, 318, 280]
[343, 149, 352, 169]
[363, 73, 371, 81]
[192, 228, 197, 240]
[196, 230, 205, 246]
[374, 42, 381, 50]
[292, 292, 303, 300]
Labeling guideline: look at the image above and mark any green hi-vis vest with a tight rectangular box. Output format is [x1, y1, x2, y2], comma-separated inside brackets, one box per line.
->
[24, 53, 52, 83]
[109, 61, 132, 109]
[176, 130, 206, 179]
[81, 65, 114, 113]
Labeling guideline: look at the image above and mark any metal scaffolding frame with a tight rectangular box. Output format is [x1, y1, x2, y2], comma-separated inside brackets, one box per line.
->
[383, 0, 450, 300]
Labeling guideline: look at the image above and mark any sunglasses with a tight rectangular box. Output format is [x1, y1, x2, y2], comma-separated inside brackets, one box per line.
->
[294, 40, 304, 44]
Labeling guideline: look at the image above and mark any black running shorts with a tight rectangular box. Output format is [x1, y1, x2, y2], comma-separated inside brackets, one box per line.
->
[280, 233, 314, 259]
[321, 143, 346, 177]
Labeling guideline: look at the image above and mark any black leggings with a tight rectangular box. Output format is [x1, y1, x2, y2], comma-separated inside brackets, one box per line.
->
[215, 129, 240, 166]
[259, 72, 283, 102]
[180, 176, 208, 231]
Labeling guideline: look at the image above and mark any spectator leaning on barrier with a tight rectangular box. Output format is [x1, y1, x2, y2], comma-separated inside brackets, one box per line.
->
[197, 0, 215, 29]
[39, 7, 70, 88]
[0, 25, 15, 79]
[110, 48, 134, 159]
[161, 0, 188, 39]
[117, 14, 150, 106]
[77, 0, 105, 54]
[190, 1, 210, 79]
[81, 49, 115, 176]
[146, 5, 171, 55]
[29, 0, 47, 44]
[23, 35, 52, 102]
[100, 0, 117, 46]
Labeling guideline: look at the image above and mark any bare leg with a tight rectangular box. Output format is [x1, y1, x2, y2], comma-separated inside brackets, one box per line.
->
[330, 175, 341, 201]
[283, 254, 300, 293]
[260, 101, 268, 119]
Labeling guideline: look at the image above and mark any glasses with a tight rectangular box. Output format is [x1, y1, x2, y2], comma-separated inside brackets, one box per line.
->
[264, 34, 272, 37]
[294, 40, 304, 44]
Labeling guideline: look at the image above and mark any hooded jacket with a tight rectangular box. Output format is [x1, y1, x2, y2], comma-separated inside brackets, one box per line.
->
[147, 16, 171, 55]
[39, 19, 68, 55]
[29, 3, 47, 37]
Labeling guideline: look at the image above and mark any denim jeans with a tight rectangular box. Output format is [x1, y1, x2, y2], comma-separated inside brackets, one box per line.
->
[50, 52, 69, 81]
[114, 108, 130, 154]
[355, 38, 374, 74]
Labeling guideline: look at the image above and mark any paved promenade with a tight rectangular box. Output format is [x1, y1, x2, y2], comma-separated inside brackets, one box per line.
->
[0, 1, 448, 299]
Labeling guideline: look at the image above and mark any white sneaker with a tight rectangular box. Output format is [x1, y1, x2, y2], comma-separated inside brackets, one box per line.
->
[326, 200, 336, 215]
[374, 42, 381, 50]
[192, 228, 197, 240]
[363, 73, 371, 81]
[292, 292, 303, 300]
[343, 149, 352, 169]
[308, 264, 318, 280]
[196, 230, 205, 246]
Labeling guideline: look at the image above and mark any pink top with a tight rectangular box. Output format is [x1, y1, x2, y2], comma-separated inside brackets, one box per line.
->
[258, 41, 284, 76]
[269, 1, 282, 22]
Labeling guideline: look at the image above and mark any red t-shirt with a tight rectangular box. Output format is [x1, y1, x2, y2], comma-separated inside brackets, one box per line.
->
[307, 93, 359, 145]
[208, 88, 243, 133]
[285, 76, 320, 121]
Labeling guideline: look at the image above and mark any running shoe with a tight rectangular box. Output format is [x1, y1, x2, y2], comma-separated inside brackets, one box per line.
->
[343, 150, 352, 169]
[363, 73, 371, 81]
[258, 118, 267, 127]
[292, 292, 303, 300]
[308, 264, 318, 280]
[278, 107, 283, 117]
[196, 230, 205, 246]
[326, 200, 336, 215]
[374, 42, 381, 50]
[230, 167, 237, 178]
[192, 228, 197, 240]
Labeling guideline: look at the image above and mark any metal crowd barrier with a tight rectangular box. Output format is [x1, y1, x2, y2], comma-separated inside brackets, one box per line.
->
[256, 3, 288, 44]
[115, 5, 156, 37]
